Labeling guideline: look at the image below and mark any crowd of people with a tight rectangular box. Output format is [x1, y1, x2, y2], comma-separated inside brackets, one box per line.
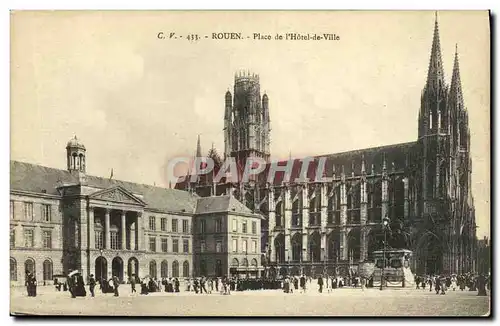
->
[24, 270, 491, 298]
[414, 273, 490, 296]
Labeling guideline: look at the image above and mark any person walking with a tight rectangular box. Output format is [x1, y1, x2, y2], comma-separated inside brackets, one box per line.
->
[435, 276, 441, 295]
[200, 276, 207, 294]
[25, 272, 32, 297]
[318, 275, 324, 293]
[477, 274, 487, 296]
[175, 278, 180, 293]
[130, 275, 137, 293]
[89, 274, 96, 297]
[300, 274, 306, 294]
[113, 275, 120, 297]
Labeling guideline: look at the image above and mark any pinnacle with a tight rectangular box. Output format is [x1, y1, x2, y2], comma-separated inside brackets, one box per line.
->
[426, 12, 445, 90]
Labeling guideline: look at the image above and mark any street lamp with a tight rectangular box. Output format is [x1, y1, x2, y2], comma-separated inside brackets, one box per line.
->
[99, 248, 105, 288]
[380, 216, 390, 291]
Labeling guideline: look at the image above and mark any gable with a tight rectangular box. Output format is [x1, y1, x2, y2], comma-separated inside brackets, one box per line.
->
[89, 186, 146, 206]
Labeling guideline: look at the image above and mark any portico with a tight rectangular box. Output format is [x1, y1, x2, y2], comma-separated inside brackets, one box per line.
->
[86, 186, 147, 281]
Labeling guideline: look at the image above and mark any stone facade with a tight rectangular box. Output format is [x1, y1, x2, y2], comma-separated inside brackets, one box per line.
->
[192, 197, 263, 277]
[176, 16, 478, 277]
[10, 138, 259, 286]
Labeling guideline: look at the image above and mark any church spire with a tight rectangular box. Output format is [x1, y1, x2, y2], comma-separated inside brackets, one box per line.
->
[196, 134, 202, 157]
[449, 44, 464, 111]
[426, 12, 445, 91]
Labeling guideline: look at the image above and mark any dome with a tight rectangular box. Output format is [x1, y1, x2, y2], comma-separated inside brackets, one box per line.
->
[66, 136, 86, 150]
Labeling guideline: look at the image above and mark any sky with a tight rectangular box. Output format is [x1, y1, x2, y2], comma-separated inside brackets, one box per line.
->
[10, 11, 490, 237]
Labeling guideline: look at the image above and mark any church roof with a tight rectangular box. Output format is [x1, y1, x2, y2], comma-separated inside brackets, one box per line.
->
[174, 141, 417, 188]
[263, 141, 416, 185]
[10, 160, 198, 214]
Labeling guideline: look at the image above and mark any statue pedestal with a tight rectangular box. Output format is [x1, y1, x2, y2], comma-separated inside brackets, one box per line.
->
[371, 249, 414, 288]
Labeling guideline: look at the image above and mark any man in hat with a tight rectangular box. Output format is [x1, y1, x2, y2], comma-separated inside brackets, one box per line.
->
[113, 275, 120, 297]
[89, 274, 96, 297]
[130, 274, 137, 293]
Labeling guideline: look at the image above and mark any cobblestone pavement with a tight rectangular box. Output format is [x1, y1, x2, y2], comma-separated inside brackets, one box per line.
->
[10, 286, 490, 317]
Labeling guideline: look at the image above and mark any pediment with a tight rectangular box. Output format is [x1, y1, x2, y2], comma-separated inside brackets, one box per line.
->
[89, 186, 146, 206]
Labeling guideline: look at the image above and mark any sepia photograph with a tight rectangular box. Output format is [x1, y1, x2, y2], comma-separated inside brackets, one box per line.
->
[9, 10, 490, 317]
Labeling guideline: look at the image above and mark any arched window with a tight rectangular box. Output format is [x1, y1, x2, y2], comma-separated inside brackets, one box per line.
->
[183, 261, 189, 277]
[10, 258, 17, 281]
[78, 154, 84, 172]
[308, 233, 321, 262]
[172, 260, 179, 278]
[160, 260, 168, 278]
[24, 258, 35, 276]
[274, 235, 285, 263]
[275, 201, 283, 227]
[291, 233, 302, 262]
[149, 260, 157, 279]
[231, 258, 239, 267]
[251, 258, 258, 267]
[43, 259, 53, 280]
[292, 199, 300, 226]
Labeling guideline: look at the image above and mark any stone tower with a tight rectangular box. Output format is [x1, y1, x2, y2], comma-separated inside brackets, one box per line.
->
[66, 136, 86, 174]
[224, 71, 271, 173]
[415, 14, 475, 274]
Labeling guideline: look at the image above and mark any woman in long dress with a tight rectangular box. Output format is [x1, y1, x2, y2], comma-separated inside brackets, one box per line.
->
[218, 278, 224, 295]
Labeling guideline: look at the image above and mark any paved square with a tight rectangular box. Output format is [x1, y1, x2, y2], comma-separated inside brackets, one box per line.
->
[10, 286, 490, 317]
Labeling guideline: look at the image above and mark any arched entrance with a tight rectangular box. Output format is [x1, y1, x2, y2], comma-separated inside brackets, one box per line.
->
[127, 257, 139, 280]
[95, 256, 108, 281]
[24, 258, 35, 276]
[415, 231, 444, 275]
[112, 257, 124, 281]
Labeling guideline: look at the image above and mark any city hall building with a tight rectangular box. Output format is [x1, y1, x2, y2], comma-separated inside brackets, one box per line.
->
[10, 137, 263, 286]
[177, 17, 478, 277]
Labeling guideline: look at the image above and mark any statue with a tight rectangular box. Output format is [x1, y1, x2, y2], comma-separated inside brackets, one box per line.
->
[387, 219, 410, 249]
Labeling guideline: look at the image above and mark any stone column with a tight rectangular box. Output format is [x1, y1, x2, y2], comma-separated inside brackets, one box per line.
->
[360, 178, 368, 261]
[88, 206, 95, 249]
[381, 175, 389, 221]
[403, 177, 409, 220]
[136, 212, 143, 251]
[340, 171, 348, 260]
[268, 187, 276, 263]
[104, 208, 111, 249]
[121, 211, 127, 250]
[284, 187, 292, 259]
[340, 229, 348, 261]
[320, 183, 328, 260]
[302, 185, 309, 262]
